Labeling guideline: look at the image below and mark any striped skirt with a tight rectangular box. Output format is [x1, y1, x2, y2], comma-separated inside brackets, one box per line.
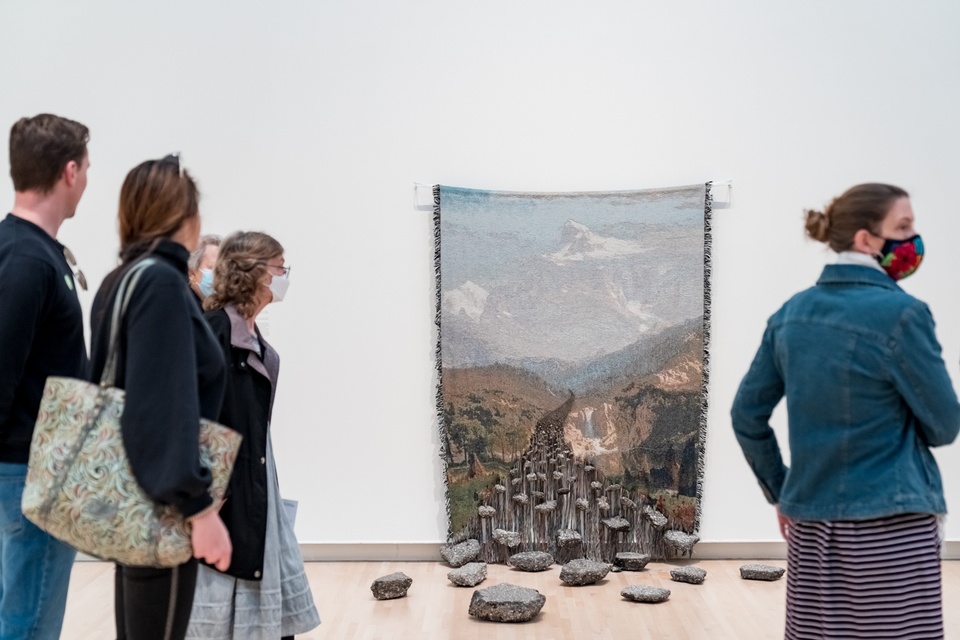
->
[785, 512, 943, 640]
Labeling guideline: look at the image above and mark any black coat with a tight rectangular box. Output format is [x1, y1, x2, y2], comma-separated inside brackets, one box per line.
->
[89, 240, 225, 518]
[204, 307, 275, 580]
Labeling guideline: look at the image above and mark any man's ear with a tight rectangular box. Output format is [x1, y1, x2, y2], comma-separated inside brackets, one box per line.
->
[62, 159, 79, 187]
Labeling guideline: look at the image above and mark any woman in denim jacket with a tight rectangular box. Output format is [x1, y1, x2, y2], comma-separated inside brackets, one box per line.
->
[732, 183, 960, 640]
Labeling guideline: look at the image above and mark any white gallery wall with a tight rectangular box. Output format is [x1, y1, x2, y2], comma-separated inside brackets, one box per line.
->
[3, 1, 960, 551]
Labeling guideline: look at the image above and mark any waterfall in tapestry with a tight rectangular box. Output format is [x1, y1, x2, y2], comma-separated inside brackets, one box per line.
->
[436, 184, 711, 562]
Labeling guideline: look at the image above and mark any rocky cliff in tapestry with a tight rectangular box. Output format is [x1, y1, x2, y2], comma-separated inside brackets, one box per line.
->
[435, 184, 711, 562]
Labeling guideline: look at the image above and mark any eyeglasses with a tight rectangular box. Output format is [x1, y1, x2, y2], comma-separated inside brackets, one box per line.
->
[265, 263, 291, 277]
[161, 152, 184, 178]
[62, 246, 88, 291]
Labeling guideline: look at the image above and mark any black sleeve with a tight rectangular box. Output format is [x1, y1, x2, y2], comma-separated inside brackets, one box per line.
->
[120, 278, 212, 517]
[0, 255, 51, 428]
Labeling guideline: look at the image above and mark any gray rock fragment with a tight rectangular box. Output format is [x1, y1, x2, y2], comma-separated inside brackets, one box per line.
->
[370, 572, 412, 600]
[575, 498, 589, 511]
[494, 484, 507, 493]
[534, 500, 557, 513]
[597, 497, 611, 512]
[664, 530, 700, 552]
[440, 539, 481, 568]
[559, 559, 611, 586]
[601, 516, 630, 532]
[526, 473, 538, 482]
[621, 585, 671, 603]
[606, 484, 622, 492]
[508, 551, 554, 572]
[477, 505, 496, 518]
[448, 562, 488, 587]
[739, 564, 785, 581]
[553, 471, 564, 480]
[642, 505, 668, 530]
[468, 583, 546, 623]
[590, 481, 603, 490]
[670, 566, 706, 584]
[620, 496, 637, 511]
[555, 529, 582, 548]
[512, 493, 529, 505]
[614, 552, 651, 571]
[584, 465, 595, 472]
[557, 487, 571, 495]
[511, 477, 522, 486]
[493, 528, 521, 548]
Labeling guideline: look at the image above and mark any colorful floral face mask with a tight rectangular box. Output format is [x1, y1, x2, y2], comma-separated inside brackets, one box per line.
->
[875, 234, 923, 281]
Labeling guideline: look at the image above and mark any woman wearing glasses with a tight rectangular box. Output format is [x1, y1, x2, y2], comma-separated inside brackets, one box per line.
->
[187, 231, 319, 639]
[88, 155, 232, 639]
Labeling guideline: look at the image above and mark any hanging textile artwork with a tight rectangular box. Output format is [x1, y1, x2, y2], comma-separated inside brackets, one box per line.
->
[435, 183, 712, 562]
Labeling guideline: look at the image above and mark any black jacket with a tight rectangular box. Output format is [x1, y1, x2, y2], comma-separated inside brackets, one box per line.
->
[204, 306, 276, 580]
[0, 214, 87, 463]
[88, 240, 225, 518]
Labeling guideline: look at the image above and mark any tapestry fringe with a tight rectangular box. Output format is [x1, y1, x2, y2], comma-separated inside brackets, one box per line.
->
[695, 181, 713, 533]
[432, 184, 454, 540]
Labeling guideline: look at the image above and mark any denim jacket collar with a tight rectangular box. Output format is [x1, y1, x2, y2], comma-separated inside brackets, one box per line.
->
[816, 264, 902, 291]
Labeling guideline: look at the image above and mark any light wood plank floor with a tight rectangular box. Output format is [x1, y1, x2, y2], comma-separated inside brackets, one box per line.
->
[60, 560, 960, 639]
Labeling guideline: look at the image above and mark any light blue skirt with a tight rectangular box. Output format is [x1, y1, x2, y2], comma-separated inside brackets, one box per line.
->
[186, 436, 320, 639]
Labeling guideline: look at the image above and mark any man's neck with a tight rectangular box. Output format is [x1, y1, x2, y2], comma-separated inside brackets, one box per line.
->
[11, 192, 67, 239]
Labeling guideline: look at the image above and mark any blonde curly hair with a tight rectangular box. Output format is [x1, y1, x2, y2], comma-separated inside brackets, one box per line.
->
[204, 231, 283, 318]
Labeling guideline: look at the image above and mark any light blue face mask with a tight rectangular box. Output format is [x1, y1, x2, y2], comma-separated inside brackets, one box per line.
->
[198, 269, 215, 297]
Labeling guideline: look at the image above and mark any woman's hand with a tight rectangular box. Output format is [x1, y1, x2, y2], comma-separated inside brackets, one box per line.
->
[191, 510, 232, 571]
[776, 504, 792, 540]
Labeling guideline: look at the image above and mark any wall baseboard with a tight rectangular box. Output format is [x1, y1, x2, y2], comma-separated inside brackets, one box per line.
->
[77, 540, 960, 563]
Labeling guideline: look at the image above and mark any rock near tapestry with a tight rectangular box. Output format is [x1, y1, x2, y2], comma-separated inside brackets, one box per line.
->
[435, 183, 712, 563]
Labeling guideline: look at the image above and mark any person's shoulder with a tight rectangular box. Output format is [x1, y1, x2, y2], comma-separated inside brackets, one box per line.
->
[203, 307, 231, 334]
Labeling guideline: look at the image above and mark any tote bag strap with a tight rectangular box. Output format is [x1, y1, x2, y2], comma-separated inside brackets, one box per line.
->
[100, 258, 156, 388]
[36, 258, 158, 520]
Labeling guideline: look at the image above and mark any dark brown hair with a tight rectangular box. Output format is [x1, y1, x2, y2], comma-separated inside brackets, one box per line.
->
[9, 114, 89, 193]
[804, 183, 909, 252]
[118, 157, 199, 256]
[205, 231, 284, 318]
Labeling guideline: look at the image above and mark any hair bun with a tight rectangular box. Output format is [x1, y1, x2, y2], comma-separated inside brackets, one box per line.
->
[804, 207, 830, 243]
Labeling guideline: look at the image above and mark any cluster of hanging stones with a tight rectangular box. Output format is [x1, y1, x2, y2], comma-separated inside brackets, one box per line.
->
[369, 538, 786, 623]
[451, 393, 702, 566]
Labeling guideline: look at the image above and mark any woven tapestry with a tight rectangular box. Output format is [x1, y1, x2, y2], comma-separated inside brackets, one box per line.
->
[435, 184, 712, 562]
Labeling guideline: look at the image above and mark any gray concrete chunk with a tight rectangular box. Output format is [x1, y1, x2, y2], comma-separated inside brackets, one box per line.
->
[614, 552, 651, 571]
[508, 551, 554, 572]
[559, 559, 610, 586]
[670, 566, 706, 584]
[621, 585, 671, 603]
[739, 564, 785, 581]
[370, 572, 412, 600]
[448, 562, 488, 587]
[664, 530, 700, 552]
[440, 539, 481, 567]
[468, 583, 546, 623]
[493, 528, 521, 548]
[601, 516, 630, 532]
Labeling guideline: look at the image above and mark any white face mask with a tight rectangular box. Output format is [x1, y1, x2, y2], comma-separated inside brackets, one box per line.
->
[267, 273, 290, 302]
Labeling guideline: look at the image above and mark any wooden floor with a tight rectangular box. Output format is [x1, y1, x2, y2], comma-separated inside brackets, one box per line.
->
[60, 560, 960, 639]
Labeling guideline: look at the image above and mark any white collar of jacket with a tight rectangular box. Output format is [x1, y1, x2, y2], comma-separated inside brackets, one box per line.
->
[835, 250, 884, 273]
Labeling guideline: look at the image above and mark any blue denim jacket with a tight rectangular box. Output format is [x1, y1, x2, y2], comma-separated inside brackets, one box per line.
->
[731, 265, 960, 520]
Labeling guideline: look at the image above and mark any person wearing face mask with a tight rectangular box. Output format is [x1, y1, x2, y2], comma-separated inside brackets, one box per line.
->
[188, 234, 221, 306]
[731, 183, 960, 639]
[187, 232, 319, 639]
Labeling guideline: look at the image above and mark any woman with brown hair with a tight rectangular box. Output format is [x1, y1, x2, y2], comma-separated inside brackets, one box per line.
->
[186, 231, 319, 639]
[732, 183, 960, 638]
[88, 154, 232, 640]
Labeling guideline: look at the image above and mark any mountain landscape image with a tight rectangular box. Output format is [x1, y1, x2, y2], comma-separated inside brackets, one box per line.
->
[438, 185, 709, 561]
